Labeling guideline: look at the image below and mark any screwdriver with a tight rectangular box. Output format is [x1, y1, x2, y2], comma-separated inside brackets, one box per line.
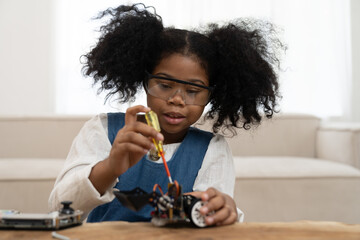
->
[145, 110, 173, 183]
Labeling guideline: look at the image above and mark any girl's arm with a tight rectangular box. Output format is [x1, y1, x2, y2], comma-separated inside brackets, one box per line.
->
[48, 113, 114, 219]
[49, 106, 163, 219]
[88, 105, 162, 195]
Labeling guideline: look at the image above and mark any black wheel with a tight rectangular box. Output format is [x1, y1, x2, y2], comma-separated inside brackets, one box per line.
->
[189, 199, 207, 227]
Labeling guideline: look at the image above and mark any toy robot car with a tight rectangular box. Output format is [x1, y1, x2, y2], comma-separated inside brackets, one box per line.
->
[113, 181, 209, 227]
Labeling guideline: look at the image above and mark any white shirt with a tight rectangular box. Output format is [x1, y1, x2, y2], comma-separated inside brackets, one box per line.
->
[48, 113, 244, 222]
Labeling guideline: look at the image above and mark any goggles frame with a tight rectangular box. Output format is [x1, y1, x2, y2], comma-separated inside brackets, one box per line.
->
[144, 72, 213, 106]
[146, 72, 213, 91]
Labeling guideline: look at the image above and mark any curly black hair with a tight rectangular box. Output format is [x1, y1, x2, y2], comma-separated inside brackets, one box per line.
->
[82, 3, 285, 133]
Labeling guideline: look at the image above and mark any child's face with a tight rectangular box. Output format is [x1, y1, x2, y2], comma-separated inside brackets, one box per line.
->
[147, 53, 209, 143]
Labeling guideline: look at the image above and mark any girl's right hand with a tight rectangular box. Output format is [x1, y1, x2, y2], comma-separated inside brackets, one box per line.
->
[105, 105, 164, 177]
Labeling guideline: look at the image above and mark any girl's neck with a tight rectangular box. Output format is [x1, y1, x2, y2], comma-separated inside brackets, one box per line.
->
[162, 128, 188, 144]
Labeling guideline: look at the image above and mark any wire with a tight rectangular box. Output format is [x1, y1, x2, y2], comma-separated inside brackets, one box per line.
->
[174, 180, 180, 196]
[153, 184, 164, 195]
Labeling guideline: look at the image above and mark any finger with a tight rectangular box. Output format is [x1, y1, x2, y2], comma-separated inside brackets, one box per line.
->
[199, 188, 223, 210]
[186, 189, 223, 214]
[109, 142, 150, 173]
[115, 131, 154, 150]
[215, 210, 238, 226]
[184, 191, 202, 198]
[200, 194, 225, 216]
[205, 205, 237, 226]
[187, 188, 217, 203]
[200, 187, 218, 202]
[117, 142, 150, 156]
[204, 206, 229, 226]
[126, 122, 164, 141]
[125, 105, 150, 125]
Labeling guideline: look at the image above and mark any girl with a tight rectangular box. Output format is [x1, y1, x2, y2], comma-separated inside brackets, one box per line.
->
[49, 3, 282, 226]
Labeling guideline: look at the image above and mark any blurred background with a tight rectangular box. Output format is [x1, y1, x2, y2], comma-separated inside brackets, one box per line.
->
[0, 0, 359, 121]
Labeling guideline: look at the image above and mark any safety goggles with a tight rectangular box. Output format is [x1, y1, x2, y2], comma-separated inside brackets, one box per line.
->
[144, 73, 212, 106]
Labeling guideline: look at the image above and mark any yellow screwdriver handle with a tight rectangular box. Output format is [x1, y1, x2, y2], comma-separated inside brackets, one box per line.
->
[145, 111, 164, 156]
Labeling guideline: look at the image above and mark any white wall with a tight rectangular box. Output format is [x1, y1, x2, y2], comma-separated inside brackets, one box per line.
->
[0, 0, 359, 120]
[0, 0, 55, 115]
[351, 0, 360, 121]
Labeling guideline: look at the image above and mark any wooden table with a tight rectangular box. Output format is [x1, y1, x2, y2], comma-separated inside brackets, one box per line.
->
[1, 221, 360, 240]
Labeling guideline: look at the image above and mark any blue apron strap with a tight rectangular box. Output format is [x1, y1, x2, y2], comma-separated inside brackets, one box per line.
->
[107, 112, 125, 144]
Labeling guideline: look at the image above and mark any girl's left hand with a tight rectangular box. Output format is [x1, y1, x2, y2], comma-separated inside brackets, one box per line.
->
[188, 188, 238, 226]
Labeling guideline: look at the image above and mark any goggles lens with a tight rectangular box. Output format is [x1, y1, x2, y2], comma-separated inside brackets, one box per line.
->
[145, 74, 211, 106]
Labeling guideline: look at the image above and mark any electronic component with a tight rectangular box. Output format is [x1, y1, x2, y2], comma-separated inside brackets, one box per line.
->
[0, 201, 83, 230]
[114, 181, 210, 227]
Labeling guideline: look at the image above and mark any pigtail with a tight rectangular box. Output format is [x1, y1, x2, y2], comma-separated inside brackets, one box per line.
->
[82, 4, 163, 103]
[205, 19, 284, 132]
